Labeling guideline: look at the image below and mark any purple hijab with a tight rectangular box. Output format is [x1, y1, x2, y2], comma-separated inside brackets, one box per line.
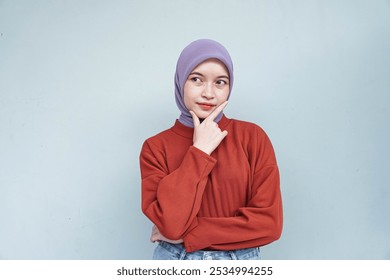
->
[174, 39, 234, 127]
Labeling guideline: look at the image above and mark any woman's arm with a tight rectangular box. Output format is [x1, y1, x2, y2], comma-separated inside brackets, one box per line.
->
[183, 165, 282, 252]
[149, 165, 282, 251]
[141, 143, 216, 240]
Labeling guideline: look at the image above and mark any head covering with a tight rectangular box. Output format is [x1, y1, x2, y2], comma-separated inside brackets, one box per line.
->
[174, 39, 234, 127]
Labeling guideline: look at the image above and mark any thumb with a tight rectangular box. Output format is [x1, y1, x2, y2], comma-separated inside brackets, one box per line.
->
[189, 111, 200, 127]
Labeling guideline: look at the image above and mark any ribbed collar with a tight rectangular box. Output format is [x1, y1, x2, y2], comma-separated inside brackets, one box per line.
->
[170, 114, 231, 139]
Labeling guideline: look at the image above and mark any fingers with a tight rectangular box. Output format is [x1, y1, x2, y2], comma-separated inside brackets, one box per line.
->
[207, 101, 228, 121]
[221, 130, 228, 139]
[189, 111, 200, 127]
[150, 225, 158, 242]
[150, 225, 184, 244]
[150, 232, 161, 243]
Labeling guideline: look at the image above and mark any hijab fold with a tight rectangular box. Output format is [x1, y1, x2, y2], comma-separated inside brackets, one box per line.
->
[174, 39, 234, 127]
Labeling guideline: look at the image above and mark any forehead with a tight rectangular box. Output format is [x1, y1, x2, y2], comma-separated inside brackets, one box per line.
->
[191, 58, 229, 76]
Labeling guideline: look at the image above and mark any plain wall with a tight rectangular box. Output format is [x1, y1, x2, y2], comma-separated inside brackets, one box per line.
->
[0, 0, 389, 259]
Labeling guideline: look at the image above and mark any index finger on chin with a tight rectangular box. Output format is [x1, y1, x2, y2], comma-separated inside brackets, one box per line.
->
[207, 101, 228, 121]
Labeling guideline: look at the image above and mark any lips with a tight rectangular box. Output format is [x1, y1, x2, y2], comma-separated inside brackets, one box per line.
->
[197, 103, 216, 110]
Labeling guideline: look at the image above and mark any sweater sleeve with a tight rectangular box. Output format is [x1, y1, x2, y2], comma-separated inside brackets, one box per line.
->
[140, 141, 216, 240]
[183, 128, 283, 252]
[184, 165, 282, 252]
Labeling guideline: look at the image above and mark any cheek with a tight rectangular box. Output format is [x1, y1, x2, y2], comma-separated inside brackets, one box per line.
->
[218, 87, 230, 101]
[183, 95, 190, 109]
[183, 83, 199, 107]
[183, 84, 193, 108]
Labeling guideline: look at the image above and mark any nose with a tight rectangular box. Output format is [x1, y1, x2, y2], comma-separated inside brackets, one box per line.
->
[201, 82, 215, 99]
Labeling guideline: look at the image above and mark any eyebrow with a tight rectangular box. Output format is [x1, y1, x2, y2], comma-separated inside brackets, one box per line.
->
[217, 75, 230, 80]
[189, 71, 229, 80]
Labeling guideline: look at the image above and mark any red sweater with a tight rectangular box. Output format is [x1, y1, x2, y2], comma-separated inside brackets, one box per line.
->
[140, 115, 282, 252]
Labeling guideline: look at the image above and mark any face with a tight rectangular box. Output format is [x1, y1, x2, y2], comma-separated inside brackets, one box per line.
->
[183, 58, 230, 119]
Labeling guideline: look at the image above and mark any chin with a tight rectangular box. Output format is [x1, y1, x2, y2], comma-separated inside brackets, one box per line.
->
[196, 112, 211, 119]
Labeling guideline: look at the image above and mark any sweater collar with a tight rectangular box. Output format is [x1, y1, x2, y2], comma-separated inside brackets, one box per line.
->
[171, 114, 231, 139]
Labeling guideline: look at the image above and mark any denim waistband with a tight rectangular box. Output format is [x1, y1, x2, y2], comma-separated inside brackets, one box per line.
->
[155, 241, 261, 260]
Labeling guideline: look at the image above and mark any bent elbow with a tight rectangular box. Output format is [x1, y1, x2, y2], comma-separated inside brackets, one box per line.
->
[273, 227, 282, 241]
[270, 219, 283, 242]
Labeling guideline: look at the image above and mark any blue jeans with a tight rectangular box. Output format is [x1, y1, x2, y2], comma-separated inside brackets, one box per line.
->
[153, 241, 261, 260]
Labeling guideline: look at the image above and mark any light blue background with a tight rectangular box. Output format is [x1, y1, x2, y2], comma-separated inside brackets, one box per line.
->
[0, 0, 389, 259]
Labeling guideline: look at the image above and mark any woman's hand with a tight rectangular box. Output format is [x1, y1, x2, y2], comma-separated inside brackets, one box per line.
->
[150, 225, 184, 244]
[189, 101, 228, 155]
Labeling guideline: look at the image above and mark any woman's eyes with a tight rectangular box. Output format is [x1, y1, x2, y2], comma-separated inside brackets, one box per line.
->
[189, 77, 228, 87]
[191, 77, 202, 83]
[216, 80, 227, 85]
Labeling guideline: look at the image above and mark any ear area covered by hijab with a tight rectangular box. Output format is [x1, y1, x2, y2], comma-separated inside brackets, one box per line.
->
[174, 39, 234, 127]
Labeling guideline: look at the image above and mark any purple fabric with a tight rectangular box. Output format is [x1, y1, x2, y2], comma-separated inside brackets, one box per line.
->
[174, 39, 234, 127]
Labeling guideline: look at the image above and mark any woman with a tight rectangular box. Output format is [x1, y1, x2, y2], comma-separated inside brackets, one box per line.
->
[140, 39, 282, 260]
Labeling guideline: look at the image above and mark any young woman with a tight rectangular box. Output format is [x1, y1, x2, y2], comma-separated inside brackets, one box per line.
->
[140, 39, 283, 260]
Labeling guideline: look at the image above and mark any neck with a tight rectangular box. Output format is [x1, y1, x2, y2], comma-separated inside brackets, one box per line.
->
[178, 111, 224, 127]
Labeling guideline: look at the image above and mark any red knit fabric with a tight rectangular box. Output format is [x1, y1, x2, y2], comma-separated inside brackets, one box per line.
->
[140, 115, 283, 252]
